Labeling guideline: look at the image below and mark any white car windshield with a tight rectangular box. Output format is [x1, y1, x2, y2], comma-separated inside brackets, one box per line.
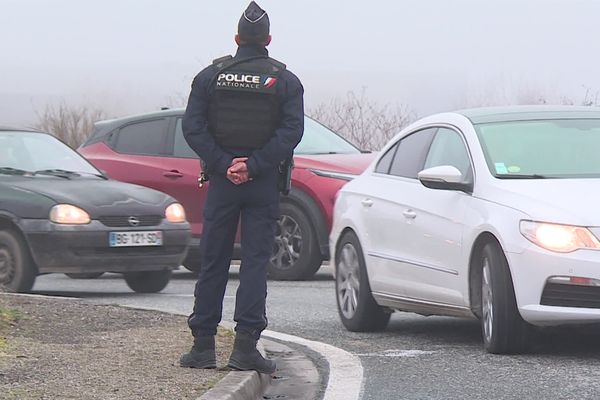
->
[475, 119, 600, 179]
[0, 131, 100, 176]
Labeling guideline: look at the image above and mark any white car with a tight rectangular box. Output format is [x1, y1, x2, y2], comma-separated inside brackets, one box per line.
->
[330, 106, 600, 354]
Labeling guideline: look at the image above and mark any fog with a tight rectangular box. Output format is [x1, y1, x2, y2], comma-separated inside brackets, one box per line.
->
[1, 0, 598, 127]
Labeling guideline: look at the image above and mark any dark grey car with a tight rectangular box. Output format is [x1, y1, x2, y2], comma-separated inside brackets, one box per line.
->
[0, 128, 191, 293]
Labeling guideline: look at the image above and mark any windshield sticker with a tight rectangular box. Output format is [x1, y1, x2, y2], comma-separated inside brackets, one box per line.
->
[507, 165, 521, 173]
[495, 163, 508, 174]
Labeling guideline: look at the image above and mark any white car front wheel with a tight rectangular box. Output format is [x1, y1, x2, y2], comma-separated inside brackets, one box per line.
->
[335, 231, 390, 332]
[480, 242, 531, 354]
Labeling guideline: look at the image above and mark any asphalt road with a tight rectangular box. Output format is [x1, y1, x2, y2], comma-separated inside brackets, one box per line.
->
[32, 267, 600, 400]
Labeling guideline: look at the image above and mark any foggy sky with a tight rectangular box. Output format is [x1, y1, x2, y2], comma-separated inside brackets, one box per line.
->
[1, 0, 599, 127]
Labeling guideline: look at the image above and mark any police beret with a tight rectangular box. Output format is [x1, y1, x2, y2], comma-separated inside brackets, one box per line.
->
[238, 1, 270, 42]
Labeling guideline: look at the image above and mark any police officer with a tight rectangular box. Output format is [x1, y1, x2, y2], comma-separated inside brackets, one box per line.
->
[180, 2, 304, 374]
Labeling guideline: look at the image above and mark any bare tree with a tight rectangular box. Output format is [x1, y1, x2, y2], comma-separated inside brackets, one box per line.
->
[308, 89, 414, 151]
[34, 101, 107, 148]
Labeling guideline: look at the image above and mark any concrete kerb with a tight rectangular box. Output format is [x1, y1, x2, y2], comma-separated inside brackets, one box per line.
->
[197, 370, 271, 400]
[118, 308, 272, 400]
[1, 294, 271, 400]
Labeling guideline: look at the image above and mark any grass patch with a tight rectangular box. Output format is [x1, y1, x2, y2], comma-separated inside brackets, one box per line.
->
[0, 306, 20, 327]
[217, 326, 235, 338]
[0, 306, 20, 352]
[195, 376, 223, 392]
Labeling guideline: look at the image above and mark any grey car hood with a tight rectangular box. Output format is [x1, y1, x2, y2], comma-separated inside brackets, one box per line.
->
[7, 177, 173, 218]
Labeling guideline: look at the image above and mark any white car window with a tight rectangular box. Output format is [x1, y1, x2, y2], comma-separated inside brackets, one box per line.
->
[374, 142, 398, 174]
[424, 128, 472, 176]
[388, 128, 436, 178]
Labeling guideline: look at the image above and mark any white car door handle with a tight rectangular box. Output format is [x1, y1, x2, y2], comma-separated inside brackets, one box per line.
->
[361, 199, 374, 208]
[403, 210, 417, 219]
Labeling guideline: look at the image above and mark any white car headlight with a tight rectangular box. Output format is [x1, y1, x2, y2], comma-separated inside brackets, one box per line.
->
[165, 203, 186, 223]
[50, 204, 91, 225]
[519, 220, 600, 253]
[309, 169, 358, 181]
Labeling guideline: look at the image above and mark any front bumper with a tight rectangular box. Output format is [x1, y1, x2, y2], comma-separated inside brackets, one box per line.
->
[507, 245, 600, 326]
[20, 219, 190, 273]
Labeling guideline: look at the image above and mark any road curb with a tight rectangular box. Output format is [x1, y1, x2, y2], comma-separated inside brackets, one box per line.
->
[120, 306, 273, 400]
[197, 370, 271, 400]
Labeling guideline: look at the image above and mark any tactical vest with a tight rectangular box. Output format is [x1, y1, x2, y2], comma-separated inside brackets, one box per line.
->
[208, 55, 286, 149]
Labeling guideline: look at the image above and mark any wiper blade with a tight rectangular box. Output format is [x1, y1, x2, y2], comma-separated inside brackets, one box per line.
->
[33, 169, 80, 179]
[78, 171, 108, 180]
[496, 174, 554, 179]
[0, 167, 29, 175]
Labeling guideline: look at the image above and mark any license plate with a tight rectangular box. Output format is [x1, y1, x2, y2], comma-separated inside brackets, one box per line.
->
[109, 231, 163, 247]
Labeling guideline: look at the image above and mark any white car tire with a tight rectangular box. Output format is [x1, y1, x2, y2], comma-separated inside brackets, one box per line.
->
[335, 231, 390, 332]
[480, 242, 531, 354]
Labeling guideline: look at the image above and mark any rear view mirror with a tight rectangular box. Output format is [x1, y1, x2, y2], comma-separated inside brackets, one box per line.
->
[418, 165, 472, 193]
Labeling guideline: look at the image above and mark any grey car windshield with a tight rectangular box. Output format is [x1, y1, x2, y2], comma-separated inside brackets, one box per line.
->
[0, 131, 100, 175]
[475, 119, 600, 178]
[294, 117, 360, 155]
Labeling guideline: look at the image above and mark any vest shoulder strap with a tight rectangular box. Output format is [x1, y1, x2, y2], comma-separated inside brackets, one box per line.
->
[212, 55, 234, 68]
[265, 57, 286, 73]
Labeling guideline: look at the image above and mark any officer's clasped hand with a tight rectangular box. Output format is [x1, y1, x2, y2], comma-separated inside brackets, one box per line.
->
[227, 157, 252, 185]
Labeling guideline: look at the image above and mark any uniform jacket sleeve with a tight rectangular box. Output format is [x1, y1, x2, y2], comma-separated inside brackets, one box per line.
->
[246, 71, 305, 178]
[182, 68, 232, 177]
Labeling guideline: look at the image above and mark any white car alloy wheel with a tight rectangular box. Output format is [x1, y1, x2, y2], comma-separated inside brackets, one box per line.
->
[337, 242, 361, 320]
[480, 243, 530, 354]
[481, 257, 494, 344]
[335, 231, 390, 332]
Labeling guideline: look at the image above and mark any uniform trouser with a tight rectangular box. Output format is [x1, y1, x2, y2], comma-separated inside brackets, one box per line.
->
[188, 170, 280, 340]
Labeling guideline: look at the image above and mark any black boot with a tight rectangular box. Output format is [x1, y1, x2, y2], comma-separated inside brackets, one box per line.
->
[227, 332, 276, 374]
[180, 335, 217, 369]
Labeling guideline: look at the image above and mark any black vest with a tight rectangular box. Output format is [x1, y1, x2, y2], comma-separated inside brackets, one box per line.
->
[208, 55, 286, 149]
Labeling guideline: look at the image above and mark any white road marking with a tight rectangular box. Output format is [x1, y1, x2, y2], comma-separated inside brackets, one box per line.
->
[262, 329, 363, 400]
[355, 349, 436, 358]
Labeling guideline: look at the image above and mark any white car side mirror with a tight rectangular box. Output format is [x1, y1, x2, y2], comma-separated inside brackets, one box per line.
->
[418, 165, 463, 183]
[418, 165, 472, 192]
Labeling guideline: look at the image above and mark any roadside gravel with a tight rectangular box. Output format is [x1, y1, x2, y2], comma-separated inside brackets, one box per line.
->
[0, 293, 234, 400]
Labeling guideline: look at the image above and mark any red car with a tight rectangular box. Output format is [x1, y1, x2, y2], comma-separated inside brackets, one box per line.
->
[79, 109, 374, 280]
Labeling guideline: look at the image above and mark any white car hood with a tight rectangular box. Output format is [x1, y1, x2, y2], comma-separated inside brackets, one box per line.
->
[481, 179, 600, 227]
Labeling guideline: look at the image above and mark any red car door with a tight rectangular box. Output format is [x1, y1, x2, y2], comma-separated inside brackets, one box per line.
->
[165, 118, 207, 237]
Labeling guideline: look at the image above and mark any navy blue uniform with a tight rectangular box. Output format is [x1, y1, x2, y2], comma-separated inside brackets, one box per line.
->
[183, 45, 304, 340]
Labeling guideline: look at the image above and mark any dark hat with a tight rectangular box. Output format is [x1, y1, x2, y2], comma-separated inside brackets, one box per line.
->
[238, 1, 270, 43]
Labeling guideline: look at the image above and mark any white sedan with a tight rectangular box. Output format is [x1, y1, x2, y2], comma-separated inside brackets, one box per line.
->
[330, 106, 600, 354]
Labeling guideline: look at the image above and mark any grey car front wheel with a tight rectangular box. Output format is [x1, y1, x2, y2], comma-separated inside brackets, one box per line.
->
[0, 230, 36, 292]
